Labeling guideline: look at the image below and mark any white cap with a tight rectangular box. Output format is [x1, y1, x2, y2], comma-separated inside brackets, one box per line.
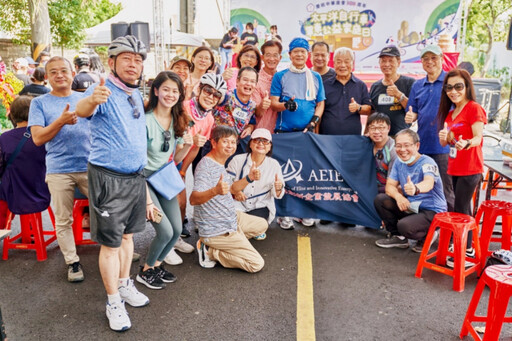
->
[251, 128, 272, 142]
[15, 58, 29, 68]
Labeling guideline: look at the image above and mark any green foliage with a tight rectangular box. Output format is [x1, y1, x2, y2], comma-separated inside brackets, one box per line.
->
[0, 104, 13, 131]
[0, 0, 121, 49]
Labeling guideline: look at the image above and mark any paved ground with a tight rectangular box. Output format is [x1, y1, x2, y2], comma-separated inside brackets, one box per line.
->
[1, 123, 512, 340]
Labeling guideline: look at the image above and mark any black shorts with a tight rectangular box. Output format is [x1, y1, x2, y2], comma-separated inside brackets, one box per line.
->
[88, 163, 146, 248]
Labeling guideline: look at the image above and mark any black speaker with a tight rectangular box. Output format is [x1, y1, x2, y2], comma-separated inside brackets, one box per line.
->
[130, 22, 151, 52]
[111, 22, 130, 41]
[507, 18, 512, 50]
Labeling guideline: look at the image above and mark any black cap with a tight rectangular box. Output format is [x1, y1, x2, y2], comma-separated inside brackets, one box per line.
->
[378, 45, 400, 58]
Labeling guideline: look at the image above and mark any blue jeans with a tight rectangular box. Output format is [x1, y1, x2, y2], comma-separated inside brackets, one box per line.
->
[219, 47, 232, 74]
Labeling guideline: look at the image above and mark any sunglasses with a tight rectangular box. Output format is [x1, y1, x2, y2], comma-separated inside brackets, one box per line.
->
[444, 83, 465, 92]
[162, 130, 171, 152]
[202, 85, 222, 99]
[127, 96, 140, 119]
[375, 149, 383, 160]
[252, 138, 271, 145]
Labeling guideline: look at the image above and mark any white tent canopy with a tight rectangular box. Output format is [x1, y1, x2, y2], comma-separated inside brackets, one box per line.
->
[85, 0, 204, 46]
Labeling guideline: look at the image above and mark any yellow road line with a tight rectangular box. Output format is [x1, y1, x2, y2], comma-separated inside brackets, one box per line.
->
[297, 234, 315, 341]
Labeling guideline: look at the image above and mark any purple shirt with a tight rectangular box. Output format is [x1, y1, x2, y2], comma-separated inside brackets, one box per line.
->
[0, 127, 50, 214]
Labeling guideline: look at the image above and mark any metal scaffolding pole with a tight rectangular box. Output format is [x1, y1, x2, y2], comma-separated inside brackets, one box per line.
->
[153, 0, 165, 74]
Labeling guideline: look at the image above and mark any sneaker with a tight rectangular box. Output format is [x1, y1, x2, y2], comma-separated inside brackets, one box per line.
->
[197, 240, 216, 268]
[119, 278, 150, 307]
[136, 267, 167, 290]
[164, 248, 183, 265]
[155, 264, 177, 283]
[319, 220, 332, 225]
[295, 218, 315, 227]
[132, 252, 141, 263]
[277, 217, 294, 230]
[180, 220, 191, 238]
[253, 233, 266, 241]
[106, 300, 131, 332]
[375, 235, 409, 249]
[412, 230, 439, 253]
[68, 262, 85, 282]
[446, 247, 476, 269]
[174, 237, 195, 253]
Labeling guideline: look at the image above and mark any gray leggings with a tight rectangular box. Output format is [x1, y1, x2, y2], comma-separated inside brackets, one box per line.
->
[146, 185, 182, 266]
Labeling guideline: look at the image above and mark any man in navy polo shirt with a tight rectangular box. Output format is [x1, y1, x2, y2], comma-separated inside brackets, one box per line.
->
[319, 47, 371, 135]
[405, 45, 454, 211]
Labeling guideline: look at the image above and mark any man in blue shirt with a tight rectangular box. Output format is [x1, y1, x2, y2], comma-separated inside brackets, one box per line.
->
[374, 129, 447, 253]
[28, 56, 89, 283]
[405, 45, 454, 211]
[76, 35, 149, 332]
[319, 47, 371, 135]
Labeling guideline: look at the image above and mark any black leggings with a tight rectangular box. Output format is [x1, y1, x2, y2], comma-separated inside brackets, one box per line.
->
[452, 174, 482, 248]
[246, 207, 270, 221]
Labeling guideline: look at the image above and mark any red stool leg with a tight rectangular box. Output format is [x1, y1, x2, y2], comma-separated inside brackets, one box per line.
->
[460, 274, 486, 340]
[26, 213, 48, 262]
[500, 214, 512, 251]
[452, 227, 469, 292]
[435, 229, 452, 266]
[415, 223, 437, 278]
[479, 208, 499, 261]
[482, 286, 511, 340]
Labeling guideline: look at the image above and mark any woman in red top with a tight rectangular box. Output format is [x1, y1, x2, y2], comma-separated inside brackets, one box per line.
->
[438, 68, 486, 257]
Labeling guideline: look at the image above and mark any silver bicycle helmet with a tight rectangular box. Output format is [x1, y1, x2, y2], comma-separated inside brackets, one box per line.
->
[73, 53, 90, 67]
[199, 73, 227, 98]
[108, 35, 147, 60]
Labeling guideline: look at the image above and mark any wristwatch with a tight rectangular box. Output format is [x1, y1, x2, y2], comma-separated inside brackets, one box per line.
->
[464, 139, 472, 150]
[399, 94, 406, 102]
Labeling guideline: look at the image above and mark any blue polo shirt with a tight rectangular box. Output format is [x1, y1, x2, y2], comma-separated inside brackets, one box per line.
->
[407, 71, 449, 155]
[319, 73, 371, 135]
[270, 69, 325, 132]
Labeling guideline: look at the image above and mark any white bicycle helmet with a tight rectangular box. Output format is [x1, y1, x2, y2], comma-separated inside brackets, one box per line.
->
[108, 35, 147, 60]
[199, 73, 227, 98]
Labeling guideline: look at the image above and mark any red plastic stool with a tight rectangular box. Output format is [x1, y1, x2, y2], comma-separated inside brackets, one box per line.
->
[460, 264, 512, 340]
[72, 199, 95, 245]
[415, 212, 481, 292]
[2, 207, 56, 261]
[475, 200, 512, 261]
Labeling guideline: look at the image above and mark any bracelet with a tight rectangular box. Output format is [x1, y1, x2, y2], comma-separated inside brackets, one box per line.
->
[414, 185, 420, 195]
[246, 175, 254, 183]
[399, 94, 406, 102]
[147, 202, 153, 206]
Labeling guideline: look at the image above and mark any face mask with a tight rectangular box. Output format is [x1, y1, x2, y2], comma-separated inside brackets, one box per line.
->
[398, 154, 416, 165]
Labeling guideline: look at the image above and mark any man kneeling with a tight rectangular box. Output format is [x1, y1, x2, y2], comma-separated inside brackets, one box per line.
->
[190, 126, 267, 272]
[374, 129, 447, 252]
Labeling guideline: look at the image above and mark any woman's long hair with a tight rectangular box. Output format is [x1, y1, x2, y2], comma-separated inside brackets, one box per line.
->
[236, 45, 262, 71]
[190, 46, 215, 72]
[436, 68, 476, 131]
[145, 71, 189, 137]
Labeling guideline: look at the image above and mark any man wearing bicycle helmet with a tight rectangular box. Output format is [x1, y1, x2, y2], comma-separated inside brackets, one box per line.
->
[72, 53, 98, 92]
[76, 35, 149, 332]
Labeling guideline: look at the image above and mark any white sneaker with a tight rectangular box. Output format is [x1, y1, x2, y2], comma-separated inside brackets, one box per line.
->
[174, 237, 195, 253]
[295, 218, 315, 227]
[164, 248, 183, 265]
[277, 217, 294, 230]
[106, 300, 131, 332]
[197, 240, 216, 268]
[118, 279, 149, 307]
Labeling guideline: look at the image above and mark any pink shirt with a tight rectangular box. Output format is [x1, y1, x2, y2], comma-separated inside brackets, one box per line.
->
[252, 68, 277, 133]
[184, 99, 214, 140]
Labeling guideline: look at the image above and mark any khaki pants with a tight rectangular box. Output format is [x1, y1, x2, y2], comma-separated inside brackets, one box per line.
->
[201, 212, 267, 273]
[46, 172, 88, 264]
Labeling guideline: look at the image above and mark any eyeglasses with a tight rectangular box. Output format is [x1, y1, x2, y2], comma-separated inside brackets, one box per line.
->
[263, 53, 280, 59]
[202, 85, 223, 99]
[127, 96, 140, 119]
[368, 126, 388, 132]
[252, 138, 271, 145]
[444, 83, 465, 92]
[241, 54, 258, 60]
[395, 143, 415, 150]
[195, 56, 211, 61]
[421, 56, 440, 63]
[240, 77, 257, 85]
[162, 130, 171, 152]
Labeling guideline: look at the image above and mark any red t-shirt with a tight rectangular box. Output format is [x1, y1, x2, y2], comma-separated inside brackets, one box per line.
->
[445, 100, 487, 176]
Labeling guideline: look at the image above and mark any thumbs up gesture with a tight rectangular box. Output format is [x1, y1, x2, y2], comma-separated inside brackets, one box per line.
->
[455, 135, 467, 151]
[348, 97, 360, 113]
[274, 173, 283, 192]
[58, 103, 77, 125]
[215, 173, 230, 195]
[386, 82, 401, 99]
[261, 90, 271, 111]
[404, 175, 417, 196]
[193, 128, 207, 147]
[92, 78, 111, 105]
[248, 163, 261, 182]
[438, 122, 449, 143]
[182, 129, 193, 146]
[404, 106, 417, 124]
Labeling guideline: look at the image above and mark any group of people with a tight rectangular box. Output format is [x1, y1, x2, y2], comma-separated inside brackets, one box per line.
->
[0, 29, 487, 332]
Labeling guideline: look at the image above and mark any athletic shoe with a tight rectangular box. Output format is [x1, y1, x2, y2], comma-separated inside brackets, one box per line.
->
[119, 278, 150, 307]
[197, 240, 216, 268]
[375, 235, 409, 249]
[446, 247, 476, 269]
[277, 217, 294, 230]
[253, 233, 266, 241]
[319, 220, 332, 225]
[67, 262, 85, 282]
[164, 248, 183, 265]
[155, 264, 177, 283]
[136, 267, 166, 290]
[174, 237, 195, 253]
[106, 300, 131, 332]
[294, 218, 315, 227]
[181, 219, 191, 238]
[412, 230, 439, 253]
